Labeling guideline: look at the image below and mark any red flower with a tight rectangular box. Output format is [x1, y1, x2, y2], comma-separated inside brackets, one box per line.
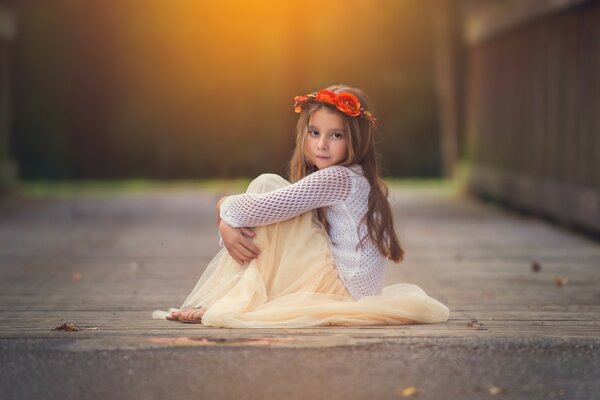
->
[335, 92, 361, 117]
[292, 89, 376, 126]
[315, 89, 337, 105]
[363, 110, 377, 125]
[294, 95, 309, 113]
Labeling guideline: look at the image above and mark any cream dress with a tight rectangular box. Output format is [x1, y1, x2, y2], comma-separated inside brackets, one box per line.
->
[153, 166, 449, 328]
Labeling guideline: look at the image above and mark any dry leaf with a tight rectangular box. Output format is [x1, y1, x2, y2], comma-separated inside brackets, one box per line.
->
[397, 386, 419, 397]
[52, 322, 81, 332]
[467, 319, 483, 328]
[531, 261, 541, 272]
[71, 272, 83, 282]
[554, 276, 568, 287]
[488, 386, 505, 395]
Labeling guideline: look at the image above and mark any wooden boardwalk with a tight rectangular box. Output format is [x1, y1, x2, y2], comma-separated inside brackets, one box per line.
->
[1, 183, 600, 400]
[0, 183, 598, 341]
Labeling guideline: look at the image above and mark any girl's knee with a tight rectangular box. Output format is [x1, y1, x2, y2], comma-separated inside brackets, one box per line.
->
[247, 173, 290, 193]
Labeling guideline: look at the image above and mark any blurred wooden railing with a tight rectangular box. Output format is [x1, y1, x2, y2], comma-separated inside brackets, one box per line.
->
[0, 3, 17, 191]
[457, 0, 599, 233]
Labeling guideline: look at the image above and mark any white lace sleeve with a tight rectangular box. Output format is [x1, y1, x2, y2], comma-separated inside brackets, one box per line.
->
[219, 166, 352, 228]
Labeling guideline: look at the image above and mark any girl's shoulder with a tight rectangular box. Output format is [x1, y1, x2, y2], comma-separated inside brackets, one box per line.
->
[318, 164, 363, 176]
[345, 164, 364, 176]
[310, 165, 364, 187]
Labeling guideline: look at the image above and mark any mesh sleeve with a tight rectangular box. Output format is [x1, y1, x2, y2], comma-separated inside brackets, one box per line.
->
[219, 166, 352, 227]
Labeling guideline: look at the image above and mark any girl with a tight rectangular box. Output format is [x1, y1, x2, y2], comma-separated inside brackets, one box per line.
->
[153, 84, 449, 327]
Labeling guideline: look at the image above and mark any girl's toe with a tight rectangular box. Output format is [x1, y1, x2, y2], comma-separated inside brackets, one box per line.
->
[181, 309, 204, 320]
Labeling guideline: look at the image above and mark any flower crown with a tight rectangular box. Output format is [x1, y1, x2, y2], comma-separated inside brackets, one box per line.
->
[293, 89, 377, 126]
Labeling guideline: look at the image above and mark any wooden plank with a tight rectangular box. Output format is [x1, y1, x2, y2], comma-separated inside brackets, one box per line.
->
[1, 187, 599, 342]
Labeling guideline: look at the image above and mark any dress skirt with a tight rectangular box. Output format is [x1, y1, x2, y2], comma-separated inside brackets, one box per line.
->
[153, 173, 449, 328]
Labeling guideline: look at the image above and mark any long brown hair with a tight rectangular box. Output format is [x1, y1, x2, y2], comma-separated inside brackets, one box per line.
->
[288, 84, 404, 262]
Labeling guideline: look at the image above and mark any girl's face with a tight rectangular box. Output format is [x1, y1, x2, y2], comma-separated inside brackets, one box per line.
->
[304, 107, 348, 170]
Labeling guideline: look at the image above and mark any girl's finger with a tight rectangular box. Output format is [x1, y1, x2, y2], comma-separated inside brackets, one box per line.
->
[233, 254, 244, 265]
[228, 248, 244, 265]
[239, 237, 260, 255]
[245, 248, 260, 260]
[241, 227, 256, 237]
[235, 244, 256, 259]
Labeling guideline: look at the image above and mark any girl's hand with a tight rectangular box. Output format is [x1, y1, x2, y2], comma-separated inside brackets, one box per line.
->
[218, 220, 260, 265]
[216, 196, 227, 226]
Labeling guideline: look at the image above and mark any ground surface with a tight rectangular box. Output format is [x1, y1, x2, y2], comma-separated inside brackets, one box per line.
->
[0, 183, 599, 399]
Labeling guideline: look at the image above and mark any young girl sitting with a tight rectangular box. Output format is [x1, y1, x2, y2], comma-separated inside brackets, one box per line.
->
[153, 84, 449, 327]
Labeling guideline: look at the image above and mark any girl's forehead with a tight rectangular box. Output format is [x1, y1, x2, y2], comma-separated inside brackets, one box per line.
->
[308, 108, 345, 129]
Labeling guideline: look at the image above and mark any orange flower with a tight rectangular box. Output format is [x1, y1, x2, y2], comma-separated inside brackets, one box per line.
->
[315, 89, 337, 105]
[294, 95, 309, 113]
[292, 89, 377, 126]
[364, 110, 377, 125]
[335, 92, 361, 117]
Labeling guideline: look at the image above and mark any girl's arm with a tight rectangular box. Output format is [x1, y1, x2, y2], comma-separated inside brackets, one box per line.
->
[219, 165, 352, 228]
[216, 196, 259, 265]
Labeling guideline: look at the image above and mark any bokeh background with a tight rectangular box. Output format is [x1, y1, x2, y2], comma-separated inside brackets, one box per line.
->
[10, 0, 441, 180]
[2, 0, 599, 234]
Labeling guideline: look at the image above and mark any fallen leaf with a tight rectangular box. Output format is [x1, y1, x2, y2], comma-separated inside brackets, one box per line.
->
[554, 276, 568, 287]
[531, 261, 541, 272]
[488, 386, 505, 395]
[396, 386, 419, 397]
[467, 319, 483, 328]
[71, 272, 83, 282]
[52, 322, 81, 332]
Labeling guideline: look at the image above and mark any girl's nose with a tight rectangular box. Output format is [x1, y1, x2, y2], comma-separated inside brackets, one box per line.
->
[317, 137, 328, 150]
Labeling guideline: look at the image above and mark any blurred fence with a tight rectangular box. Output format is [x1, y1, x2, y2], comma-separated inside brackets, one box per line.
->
[458, 0, 600, 233]
[0, 2, 16, 190]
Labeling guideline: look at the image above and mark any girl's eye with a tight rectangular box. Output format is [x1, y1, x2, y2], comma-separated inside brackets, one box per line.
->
[331, 132, 344, 139]
[309, 130, 320, 137]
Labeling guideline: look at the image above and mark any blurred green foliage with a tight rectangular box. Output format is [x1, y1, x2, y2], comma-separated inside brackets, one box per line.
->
[16, 177, 457, 198]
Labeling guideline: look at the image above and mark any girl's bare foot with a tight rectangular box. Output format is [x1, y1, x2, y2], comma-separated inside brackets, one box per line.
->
[169, 307, 206, 323]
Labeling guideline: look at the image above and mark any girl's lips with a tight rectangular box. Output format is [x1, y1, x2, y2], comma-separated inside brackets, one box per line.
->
[316, 156, 330, 159]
